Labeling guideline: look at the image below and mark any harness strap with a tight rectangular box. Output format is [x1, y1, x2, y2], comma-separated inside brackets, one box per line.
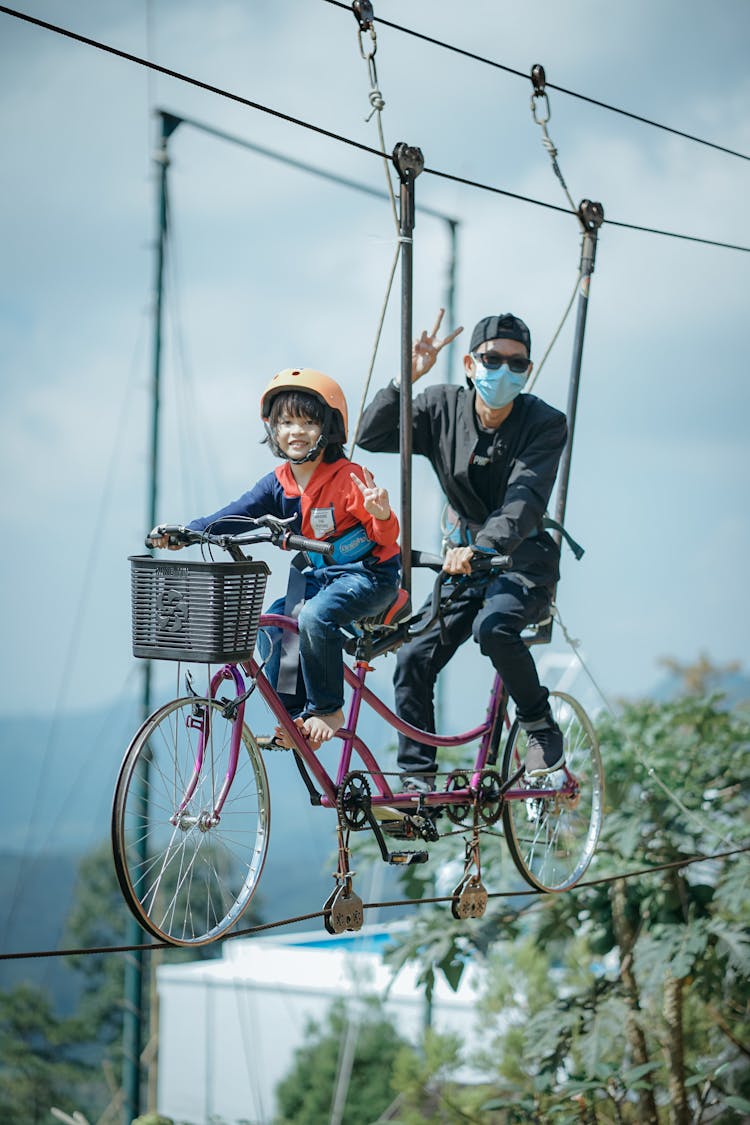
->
[442, 503, 584, 560]
[277, 553, 307, 695]
[542, 515, 585, 560]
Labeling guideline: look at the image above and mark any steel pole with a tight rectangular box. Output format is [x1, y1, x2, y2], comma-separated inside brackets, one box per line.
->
[121, 110, 180, 1125]
[443, 219, 458, 383]
[392, 143, 424, 594]
[553, 200, 604, 534]
[524, 200, 604, 648]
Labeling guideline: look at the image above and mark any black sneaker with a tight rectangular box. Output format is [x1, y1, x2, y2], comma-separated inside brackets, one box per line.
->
[524, 722, 565, 776]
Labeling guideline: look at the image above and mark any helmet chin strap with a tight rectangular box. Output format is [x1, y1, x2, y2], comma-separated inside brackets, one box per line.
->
[265, 419, 330, 464]
[286, 432, 328, 464]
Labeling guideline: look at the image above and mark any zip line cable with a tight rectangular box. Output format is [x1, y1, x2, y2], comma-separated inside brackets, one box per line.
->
[2, 5, 749, 254]
[420, 164, 750, 253]
[0, 844, 747, 962]
[321, 0, 750, 164]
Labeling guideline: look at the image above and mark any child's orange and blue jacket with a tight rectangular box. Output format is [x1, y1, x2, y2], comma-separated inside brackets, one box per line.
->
[188, 457, 400, 569]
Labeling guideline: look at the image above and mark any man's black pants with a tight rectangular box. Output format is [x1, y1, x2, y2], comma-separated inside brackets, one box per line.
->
[394, 573, 553, 776]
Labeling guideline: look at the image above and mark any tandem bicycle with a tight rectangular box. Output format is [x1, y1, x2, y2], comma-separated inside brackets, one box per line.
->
[112, 517, 604, 946]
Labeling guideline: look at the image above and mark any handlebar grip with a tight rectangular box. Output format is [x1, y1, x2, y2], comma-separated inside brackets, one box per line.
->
[145, 523, 196, 548]
[471, 553, 513, 572]
[283, 533, 335, 557]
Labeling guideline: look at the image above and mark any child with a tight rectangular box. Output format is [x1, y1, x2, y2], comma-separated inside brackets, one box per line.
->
[152, 368, 401, 748]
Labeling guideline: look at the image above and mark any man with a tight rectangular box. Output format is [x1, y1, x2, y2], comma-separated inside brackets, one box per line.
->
[357, 309, 568, 790]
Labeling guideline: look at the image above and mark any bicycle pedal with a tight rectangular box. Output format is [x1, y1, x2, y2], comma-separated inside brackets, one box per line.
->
[388, 849, 429, 866]
[256, 734, 288, 751]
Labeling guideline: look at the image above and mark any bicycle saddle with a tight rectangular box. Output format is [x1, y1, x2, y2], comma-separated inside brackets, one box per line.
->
[355, 587, 412, 633]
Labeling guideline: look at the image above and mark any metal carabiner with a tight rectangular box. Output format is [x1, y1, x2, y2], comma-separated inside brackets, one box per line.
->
[530, 62, 551, 125]
[531, 89, 551, 126]
[353, 0, 377, 59]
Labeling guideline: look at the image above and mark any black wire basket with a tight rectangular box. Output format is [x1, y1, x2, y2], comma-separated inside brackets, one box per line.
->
[129, 555, 270, 663]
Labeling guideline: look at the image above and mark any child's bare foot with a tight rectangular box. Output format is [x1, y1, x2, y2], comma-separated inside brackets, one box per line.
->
[302, 708, 345, 750]
[273, 720, 311, 749]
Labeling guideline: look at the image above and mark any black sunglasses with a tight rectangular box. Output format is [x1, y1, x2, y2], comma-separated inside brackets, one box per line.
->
[472, 351, 530, 374]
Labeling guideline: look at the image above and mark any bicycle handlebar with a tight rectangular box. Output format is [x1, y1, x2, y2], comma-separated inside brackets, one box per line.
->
[146, 520, 335, 558]
[407, 549, 513, 637]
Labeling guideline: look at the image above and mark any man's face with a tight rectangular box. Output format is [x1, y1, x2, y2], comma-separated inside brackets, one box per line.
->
[464, 337, 531, 381]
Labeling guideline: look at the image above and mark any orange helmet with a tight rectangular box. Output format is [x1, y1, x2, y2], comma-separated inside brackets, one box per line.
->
[260, 368, 348, 443]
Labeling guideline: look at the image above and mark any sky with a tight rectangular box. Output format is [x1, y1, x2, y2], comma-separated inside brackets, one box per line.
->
[1, 0, 749, 726]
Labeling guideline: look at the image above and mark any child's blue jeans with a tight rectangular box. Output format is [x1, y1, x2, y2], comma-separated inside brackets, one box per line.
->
[260, 557, 400, 718]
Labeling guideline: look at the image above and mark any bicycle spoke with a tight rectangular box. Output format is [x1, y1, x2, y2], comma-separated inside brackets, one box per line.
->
[112, 697, 271, 946]
[500, 691, 604, 892]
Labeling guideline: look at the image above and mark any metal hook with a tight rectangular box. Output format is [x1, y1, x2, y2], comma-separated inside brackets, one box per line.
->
[532, 90, 551, 126]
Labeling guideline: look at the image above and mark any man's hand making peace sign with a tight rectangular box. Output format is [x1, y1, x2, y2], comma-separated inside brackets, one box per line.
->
[411, 307, 464, 382]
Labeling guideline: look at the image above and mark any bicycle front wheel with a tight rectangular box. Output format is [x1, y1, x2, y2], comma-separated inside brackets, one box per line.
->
[112, 696, 270, 946]
[500, 691, 604, 892]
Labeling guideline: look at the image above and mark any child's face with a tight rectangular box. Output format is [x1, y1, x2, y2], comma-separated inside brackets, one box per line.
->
[274, 411, 323, 461]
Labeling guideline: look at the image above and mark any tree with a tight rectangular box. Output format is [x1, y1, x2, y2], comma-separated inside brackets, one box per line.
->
[384, 691, 750, 1124]
[0, 982, 93, 1123]
[274, 998, 415, 1125]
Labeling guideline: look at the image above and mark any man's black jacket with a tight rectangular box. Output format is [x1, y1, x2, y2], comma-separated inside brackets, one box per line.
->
[357, 381, 568, 586]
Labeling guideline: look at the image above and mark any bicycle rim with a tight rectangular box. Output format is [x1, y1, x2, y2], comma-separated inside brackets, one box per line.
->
[501, 691, 604, 892]
[112, 696, 270, 946]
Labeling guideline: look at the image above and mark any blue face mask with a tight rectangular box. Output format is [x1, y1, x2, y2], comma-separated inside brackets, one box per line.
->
[472, 363, 527, 408]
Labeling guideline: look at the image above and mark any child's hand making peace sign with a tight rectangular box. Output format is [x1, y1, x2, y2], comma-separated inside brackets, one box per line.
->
[351, 467, 391, 521]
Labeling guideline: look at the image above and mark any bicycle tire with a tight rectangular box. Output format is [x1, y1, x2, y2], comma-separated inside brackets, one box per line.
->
[112, 695, 271, 946]
[500, 691, 604, 892]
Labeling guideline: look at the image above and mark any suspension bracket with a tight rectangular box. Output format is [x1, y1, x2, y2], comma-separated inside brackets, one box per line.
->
[451, 807, 488, 920]
[451, 835, 488, 920]
[323, 824, 364, 934]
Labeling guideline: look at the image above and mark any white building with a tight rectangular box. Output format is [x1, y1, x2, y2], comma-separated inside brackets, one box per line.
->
[156, 925, 489, 1125]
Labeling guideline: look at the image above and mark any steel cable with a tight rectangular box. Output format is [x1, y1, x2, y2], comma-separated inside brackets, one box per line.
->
[1, 843, 746, 962]
[1, 6, 748, 253]
[320, 0, 750, 163]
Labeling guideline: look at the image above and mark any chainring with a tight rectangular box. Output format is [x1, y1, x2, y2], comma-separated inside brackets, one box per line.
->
[477, 769, 504, 825]
[337, 770, 372, 831]
[445, 769, 472, 826]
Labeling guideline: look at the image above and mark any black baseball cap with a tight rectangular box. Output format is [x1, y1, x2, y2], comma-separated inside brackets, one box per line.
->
[469, 314, 531, 356]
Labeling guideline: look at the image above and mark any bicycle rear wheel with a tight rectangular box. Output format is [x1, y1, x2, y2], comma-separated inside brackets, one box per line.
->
[112, 696, 270, 946]
[500, 691, 603, 892]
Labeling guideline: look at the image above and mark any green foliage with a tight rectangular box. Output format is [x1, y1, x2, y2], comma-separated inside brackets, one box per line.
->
[388, 1028, 502, 1124]
[273, 997, 415, 1125]
[0, 982, 93, 1123]
[385, 689, 750, 1123]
